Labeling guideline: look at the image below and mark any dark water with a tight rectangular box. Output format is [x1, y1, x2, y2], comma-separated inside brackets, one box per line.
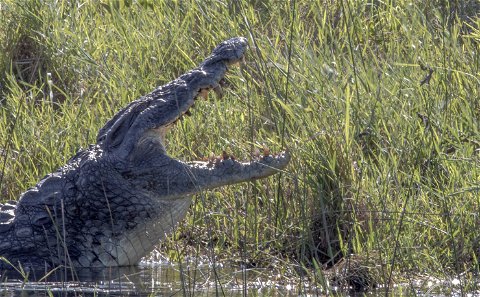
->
[0, 262, 305, 296]
[0, 262, 476, 296]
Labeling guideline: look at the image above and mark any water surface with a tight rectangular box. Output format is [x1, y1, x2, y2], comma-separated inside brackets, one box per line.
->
[1, 262, 475, 296]
[0, 262, 304, 296]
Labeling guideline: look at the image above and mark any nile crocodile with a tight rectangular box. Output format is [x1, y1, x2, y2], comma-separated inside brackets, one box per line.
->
[0, 37, 290, 268]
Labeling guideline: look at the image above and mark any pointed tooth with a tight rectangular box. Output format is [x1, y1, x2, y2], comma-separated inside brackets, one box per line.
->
[263, 145, 270, 156]
[199, 89, 209, 100]
[219, 78, 227, 87]
[213, 85, 223, 98]
[209, 152, 215, 162]
[230, 57, 243, 67]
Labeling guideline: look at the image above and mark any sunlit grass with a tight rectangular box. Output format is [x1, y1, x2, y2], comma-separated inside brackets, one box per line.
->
[0, 0, 479, 293]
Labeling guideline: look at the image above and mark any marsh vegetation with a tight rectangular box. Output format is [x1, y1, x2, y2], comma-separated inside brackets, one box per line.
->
[0, 0, 479, 295]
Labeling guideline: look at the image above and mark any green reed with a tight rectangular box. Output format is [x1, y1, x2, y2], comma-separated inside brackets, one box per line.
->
[0, 0, 479, 293]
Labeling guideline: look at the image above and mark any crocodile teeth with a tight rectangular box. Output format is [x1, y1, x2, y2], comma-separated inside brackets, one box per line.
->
[213, 85, 223, 98]
[263, 145, 270, 156]
[222, 150, 229, 160]
[198, 88, 210, 100]
[229, 55, 245, 67]
[208, 152, 215, 162]
[252, 148, 260, 158]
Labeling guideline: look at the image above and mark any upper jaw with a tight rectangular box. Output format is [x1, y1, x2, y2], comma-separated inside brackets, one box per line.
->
[163, 37, 249, 129]
[97, 38, 249, 160]
[147, 38, 249, 152]
[200, 37, 248, 67]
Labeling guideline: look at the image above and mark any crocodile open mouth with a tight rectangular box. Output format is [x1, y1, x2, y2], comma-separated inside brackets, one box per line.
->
[154, 38, 248, 152]
[171, 46, 246, 126]
[96, 36, 287, 166]
[176, 77, 227, 123]
[160, 78, 237, 164]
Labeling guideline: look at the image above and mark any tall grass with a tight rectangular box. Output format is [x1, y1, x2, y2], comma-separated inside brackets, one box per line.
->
[0, 0, 479, 293]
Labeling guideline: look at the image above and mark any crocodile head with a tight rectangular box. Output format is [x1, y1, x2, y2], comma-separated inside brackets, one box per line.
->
[96, 37, 290, 198]
[89, 37, 290, 266]
[0, 37, 290, 268]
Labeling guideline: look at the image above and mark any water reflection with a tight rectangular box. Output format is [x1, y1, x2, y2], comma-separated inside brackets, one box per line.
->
[4, 261, 463, 296]
[0, 262, 298, 296]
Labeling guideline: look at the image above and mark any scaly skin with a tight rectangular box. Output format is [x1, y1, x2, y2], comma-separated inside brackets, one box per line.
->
[0, 37, 290, 268]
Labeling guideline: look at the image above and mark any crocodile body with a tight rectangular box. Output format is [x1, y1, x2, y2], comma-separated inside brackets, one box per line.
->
[0, 37, 290, 268]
